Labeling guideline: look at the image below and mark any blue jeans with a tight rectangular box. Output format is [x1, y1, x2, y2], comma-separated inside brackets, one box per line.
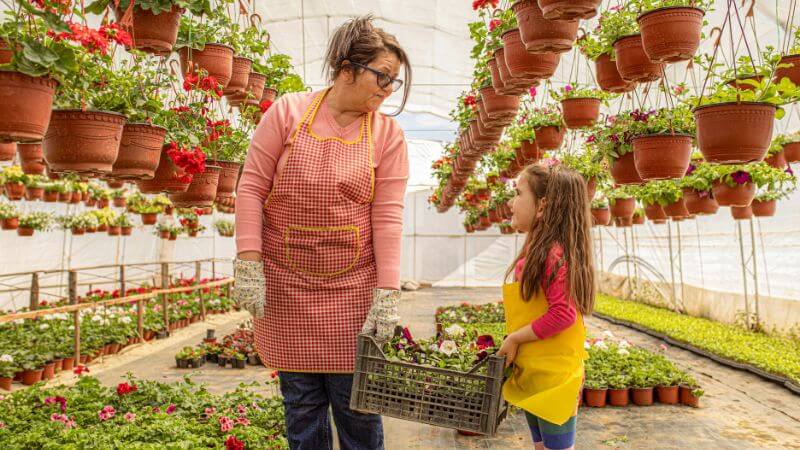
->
[278, 372, 384, 450]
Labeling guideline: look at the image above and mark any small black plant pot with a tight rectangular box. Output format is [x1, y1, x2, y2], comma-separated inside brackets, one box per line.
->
[176, 358, 189, 368]
[217, 357, 228, 368]
[206, 329, 216, 340]
[234, 359, 246, 369]
[247, 354, 261, 366]
[191, 357, 204, 368]
[156, 330, 169, 339]
[206, 353, 218, 363]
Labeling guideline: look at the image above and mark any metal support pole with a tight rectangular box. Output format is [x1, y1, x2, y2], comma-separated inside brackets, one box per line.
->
[622, 227, 631, 299]
[736, 221, 751, 330]
[161, 263, 170, 335]
[136, 296, 144, 342]
[748, 218, 760, 329]
[667, 221, 677, 309]
[676, 221, 685, 305]
[69, 271, 80, 363]
[119, 265, 126, 298]
[29, 272, 39, 311]
[196, 261, 206, 320]
[631, 225, 639, 296]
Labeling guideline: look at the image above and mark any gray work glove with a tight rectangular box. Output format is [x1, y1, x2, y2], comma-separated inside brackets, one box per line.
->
[361, 289, 400, 341]
[233, 259, 265, 319]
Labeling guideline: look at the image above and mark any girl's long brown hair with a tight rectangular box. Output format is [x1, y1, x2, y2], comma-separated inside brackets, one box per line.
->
[508, 164, 595, 315]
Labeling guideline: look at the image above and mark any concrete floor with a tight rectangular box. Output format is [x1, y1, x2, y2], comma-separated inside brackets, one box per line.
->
[76, 288, 800, 449]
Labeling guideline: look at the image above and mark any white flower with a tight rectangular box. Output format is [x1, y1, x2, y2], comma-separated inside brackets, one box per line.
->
[584, 341, 591, 349]
[0, 354, 13, 363]
[39, 323, 49, 330]
[428, 344, 439, 352]
[602, 330, 614, 338]
[444, 324, 465, 337]
[91, 315, 103, 322]
[68, 325, 75, 331]
[120, 316, 132, 324]
[593, 340, 608, 350]
[619, 340, 631, 349]
[460, 315, 469, 322]
[617, 348, 629, 356]
[13, 319, 24, 325]
[439, 340, 458, 356]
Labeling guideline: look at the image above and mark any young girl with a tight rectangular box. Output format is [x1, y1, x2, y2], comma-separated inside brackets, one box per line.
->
[497, 163, 594, 450]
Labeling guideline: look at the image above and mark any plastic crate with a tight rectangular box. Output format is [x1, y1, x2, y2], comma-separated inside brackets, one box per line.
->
[350, 334, 508, 436]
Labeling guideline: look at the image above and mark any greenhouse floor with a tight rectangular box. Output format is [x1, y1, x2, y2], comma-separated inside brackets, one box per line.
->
[72, 288, 799, 449]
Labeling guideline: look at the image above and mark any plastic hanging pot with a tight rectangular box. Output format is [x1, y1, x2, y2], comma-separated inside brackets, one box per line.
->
[114, 5, 182, 55]
[693, 102, 776, 163]
[43, 109, 126, 176]
[595, 53, 635, 93]
[226, 72, 266, 107]
[610, 152, 643, 185]
[479, 86, 520, 121]
[136, 148, 192, 194]
[0, 72, 57, 143]
[513, 0, 578, 54]
[712, 181, 755, 207]
[533, 125, 565, 150]
[644, 203, 668, 221]
[682, 188, 719, 215]
[663, 198, 690, 218]
[784, 142, 800, 163]
[111, 123, 166, 180]
[502, 29, 560, 80]
[632, 133, 693, 180]
[612, 34, 665, 83]
[765, 150, 787, 169]
[178, 43, 235, 89]
[591, 208, 610, 226]
[0, 142, 14, 161]
[774, 54, 800, 87]
[537, 0, 600, 20]
[730, 205, 753, 220]
[495, 48, 535, 95]
[637, 7, 705, 63]
[223, 56, 253, 95]
[609, 197, 635, 219]
[751, 199, 776, 217]
[561, 98, 601, 128]
[208, 160, 241, 199]
[168, 165, 221, 208]
[17, 143, 46, 175]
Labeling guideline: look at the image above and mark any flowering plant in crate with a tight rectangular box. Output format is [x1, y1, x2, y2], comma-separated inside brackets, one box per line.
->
[382, 326, 500, 372]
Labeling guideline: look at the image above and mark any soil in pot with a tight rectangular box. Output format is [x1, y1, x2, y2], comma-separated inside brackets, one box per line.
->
[513, 0, 579, 54]
[693, 102, 776, 163]
[595, 53, 635, 93]
[712, 181, 754, 207]
[502, 29, 560, 80]
[610, 152, 643, 185]
[583, 388, 607, 407]
[637, 7, 704, 63]
[751, 199, 776, 217]
[561, 98, 600, 128]
[663, 198, 690, 217]
[538, 0, 600, 20]
[179, 44, 234, 89]
[607, 388, 630, 407]
[656, 386, 680, 405]
[112, 123, 167, 180]
[631, 387, 654, 406]
[632, 134, 693, 180]
[0, 72, 57, 143]
[43, 110, 126, 176]
[17, 143, 46, 175]
[731, 205, 753, 220]
[21, 368, 43, 385]
[534, 126, 565, 150]
[613, 34, 665, 83]
[114, 5, 182, 55]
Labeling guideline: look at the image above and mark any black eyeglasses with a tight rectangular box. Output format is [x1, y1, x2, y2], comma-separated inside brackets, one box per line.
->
[350, 62, 404, 92]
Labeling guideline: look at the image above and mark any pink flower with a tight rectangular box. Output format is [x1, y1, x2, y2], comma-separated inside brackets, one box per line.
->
[476, 335, 495, 349]
[731, 170, 751, 185]
[237, 404, 247, 414]
[51, 413, 64, 422]
[236, 416, 250, 426]
[0, 421, 5, 429]
[219, 416, 234, 433]
[528, 86, 537, 98]
[124, 412, 136, 422]
[659, 344, 668, 351]
[166, 404, 177, 415]
[205, 406, 217, 416]
[64, 419, 77, 429]
[98, 405, 116, 421]
[563, 84, 573, 92]
[45, 396, 67, 412]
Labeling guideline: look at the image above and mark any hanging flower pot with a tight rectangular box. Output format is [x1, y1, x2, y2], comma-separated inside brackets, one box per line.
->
[477, 99, 504, 129]
[610, 152, 643, 185]
[0, 142, 14, 161]
[111, 123, 167, 180]
[613, 34, 665, 83]
[632, 213, 645, 225]
[764, 150, 786, 169]
[1, 217, 19, 230]
[644, 203, 667, 221]
[495, 49, 534, 95]
[751, 199, 776, 217]
[480, 86, 520, 121]
[179, 43, 235, 89]
[113, 196, 126, 208]
[775, 54, 800, 87]
[502, 29, 560, 81]
[25, 185, 44, 201]
[121, 226, 133, 236]
[595, 53, 635, 93]
[108, 225, 121, 236]
[168, 165, 221, 208]
[693, 102, 776, 163]
[520, 139, 542, 161]
[663, 198, 689, 217]
[0, 72, 57, 143]
[141, 213, 158, 225]
[17, 227, 34, 236]
[223, 57, 253, 95]
[43, 190, 58, 202]
[609, 197, 635, 218]
[632, 134, 693, 180]
[4, 182, 24, 200]
[17, 143, 46, 175]
[591, 207, 610, 226]
[488, 57, 506, 94]
[208, 160, 241, 198]
[262, 87, 278, 103]
[537, 0, 600, 20]
[513, 0, 579, 54]
[43, 110, 126, 176]
[561, 98, 600, 128]
[72, 227, 85, 235]
[637, 7, 704, 63]
[114, 5, 182, 55]
[136, 148, 192, 194]
[226, 72, 266, 107]
[682, 189, 719, 215]
[784, 142, 800, 163]
[534, 126, 564, 150]
[712, 181, 754, 207]
[731, 205, 753, 220]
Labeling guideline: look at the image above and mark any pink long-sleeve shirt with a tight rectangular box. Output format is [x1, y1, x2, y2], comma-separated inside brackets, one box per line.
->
[235, 91, 409, 290]
[514, 244, 578, 339]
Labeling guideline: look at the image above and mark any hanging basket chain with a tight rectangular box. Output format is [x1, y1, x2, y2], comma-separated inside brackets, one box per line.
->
[696, 7, 732, 108]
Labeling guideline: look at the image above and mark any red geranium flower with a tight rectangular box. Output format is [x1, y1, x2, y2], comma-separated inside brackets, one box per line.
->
[225, 435, 245, 450]
[116, 382, 138, 396]
[183, 72, 199, 92]
[472, 0, 498, 10]
[259, 99, 273, 113]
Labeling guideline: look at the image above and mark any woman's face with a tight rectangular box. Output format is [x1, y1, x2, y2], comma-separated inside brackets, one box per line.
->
[344, 51, 401, 113]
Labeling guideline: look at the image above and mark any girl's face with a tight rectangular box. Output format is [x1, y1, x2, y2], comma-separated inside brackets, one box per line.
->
[509, 174, 545, 232]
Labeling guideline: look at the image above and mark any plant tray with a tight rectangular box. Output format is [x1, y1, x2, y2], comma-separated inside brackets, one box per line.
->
[350, 334, 508, 436]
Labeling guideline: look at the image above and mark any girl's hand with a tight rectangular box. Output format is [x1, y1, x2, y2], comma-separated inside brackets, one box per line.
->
[497, 335, 520, 368]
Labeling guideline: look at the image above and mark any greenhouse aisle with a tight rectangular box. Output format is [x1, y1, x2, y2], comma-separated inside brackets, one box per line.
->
[82, 288, 800, 449]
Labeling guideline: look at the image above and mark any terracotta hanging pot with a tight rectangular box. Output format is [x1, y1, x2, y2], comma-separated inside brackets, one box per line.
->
[765, 150, 786, 169]
[613, 34, 665, 83]
[25, 186, 44, 201]
[495, 49, 533, 95]
[223, 56, 253, 95]
[111, 123, 166, 180]
[226, 72, 266, 107]
[591, 207, 611, 226]
[469, 120, 496, 148]
[262, 87, 278, 104]
[712, 181, 754, 207]
[136, 147, 191, 194]
[663, 198, 689, 217]
[3, 182, 23, 200]
[775, 54, 800, 87]
[520, 139, 542, 162]
[168, 165, 221, 207]
[108, 225, 121, 236]
[488, 57, 506, 94]
[561, 98, 600, 128]
[0, 72, 57, 143]
[609, 197, 635, 218]
[502, 29, 560, 81]
[644, 203, 668, 221]
[141, 213, 158, 225]
[43, 110, 126, 176]
[477, 99, 504, 129]
[632, 134, 693, 180]
[179, 43, 235, 89]
[730, 205, 753, 220]
[0, 142, 14, 161]
[537, 0, 600, 20]
[610, 152, 643, 185]
[682, 188, 719, 215]
[637, 7, 705, 63]
[480, 86, 520, 121]
[106, 179, 125, 189]
[534, 126, 565, 150]
[595, 53, 635, 93]
[784, 142, 800, 162]
[114, 5, 182, 55]
[17, 143, 46, 175]
[633, 214, 645, 225]
[693, 102, 776, 163]
[208, 160, 241, 198]
[751, 199, 776, 217]
[513, 0, 579, 54]
[617, 216, 633, 227]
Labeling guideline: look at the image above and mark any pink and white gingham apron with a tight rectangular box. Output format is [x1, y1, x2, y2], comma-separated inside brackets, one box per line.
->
[255, 89, 376, 373]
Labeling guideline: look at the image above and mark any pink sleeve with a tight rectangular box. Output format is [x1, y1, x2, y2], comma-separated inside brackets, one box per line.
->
[234, 95, 295, 254]
[531, 244, 577, 339]
[371, 116, 409, 290]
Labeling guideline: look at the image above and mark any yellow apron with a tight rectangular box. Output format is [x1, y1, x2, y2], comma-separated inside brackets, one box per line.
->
[502, 282, 587, 425]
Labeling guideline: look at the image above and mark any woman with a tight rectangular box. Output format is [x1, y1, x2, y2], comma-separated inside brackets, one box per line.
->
[233, 15, 411, 450]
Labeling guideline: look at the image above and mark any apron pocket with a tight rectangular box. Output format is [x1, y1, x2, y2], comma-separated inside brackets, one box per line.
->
[284, 225, 361, 277]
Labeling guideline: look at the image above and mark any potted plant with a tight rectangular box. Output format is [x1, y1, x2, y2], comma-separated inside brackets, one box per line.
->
[655, 366, 682, 405]
[112, 189, 127, 208]
[551, 85, 612, 129]
[591, 112, 643, 185]
[155, 223, 172, 239]
[0, 201, 19, 230]
[560, 149, 607, 200]
[232, 351, 246, 369]
[23, 174, 45, 200]
[680, 162, 719, 215]
[2, 166, 26, 200]
[629, 366, 657, 406]
[204, 106, 255, 198]
[590, 198, 611, 226]
[583, 371, 607, 407]
[0, 353, 17, 391]
[512, 0, 579, 54]
[527, 105, 564, 151]
[499, 11, 559, 82]
[607, 186, 637, 221]
[18, 352, 45, 385]
[214, 219, 234, 237]
[41, 182, 61, 203]
[117, 213, 134, 235]
[175, 346, 194, 368]
[606, 373, 630, 407]
[133, 200, 163, 225]
[637, 179, 687, 218]
[105, 211, 122, 236]
[752, 175, 797, 217]
[632, 208, 645, 225]
[602, 5, 664, 84]
[766, 136, 789, 169]
[709, 163, 789, 207]
[17, 211, 52, 237]
[577, 27, 634, 93]
[629, 104, 696, 180]
[176, 14, 234, 90]
[637, 0, 711, 63]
